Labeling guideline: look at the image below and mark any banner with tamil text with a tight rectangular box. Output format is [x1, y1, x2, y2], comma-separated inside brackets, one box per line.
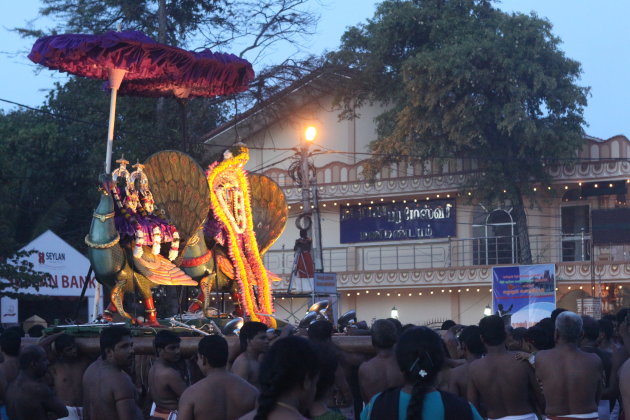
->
[340, 199, 456, 243]
[492, 264, 556, 328]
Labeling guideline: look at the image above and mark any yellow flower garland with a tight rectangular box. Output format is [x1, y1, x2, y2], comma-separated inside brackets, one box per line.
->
[207, 150, 276, 328]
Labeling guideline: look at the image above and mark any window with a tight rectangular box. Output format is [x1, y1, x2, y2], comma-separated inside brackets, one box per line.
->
[561, 205, 590, 261]
[473, 207, 517, 265]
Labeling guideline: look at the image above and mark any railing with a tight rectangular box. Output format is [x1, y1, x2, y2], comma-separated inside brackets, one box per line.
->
[262, 234, 630, 275]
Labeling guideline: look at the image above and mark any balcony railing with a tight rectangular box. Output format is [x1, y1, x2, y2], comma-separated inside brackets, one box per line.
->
[263, 234, 630, 275]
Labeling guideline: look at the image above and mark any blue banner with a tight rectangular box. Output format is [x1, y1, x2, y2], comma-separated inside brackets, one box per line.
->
[492, 264, 556, 328]
[339, 199, 456, 243]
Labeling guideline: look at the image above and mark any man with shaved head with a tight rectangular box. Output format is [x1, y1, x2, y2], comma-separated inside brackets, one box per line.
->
[535, 311, 603, 420]
[6, 345, 68, 420]
[358, 319, 404, 403]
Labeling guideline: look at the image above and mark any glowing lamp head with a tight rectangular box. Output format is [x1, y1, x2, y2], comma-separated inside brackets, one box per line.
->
[391, 306, 399, 319]
[484, 305, 492, 317]
[304, 126, 317, 142]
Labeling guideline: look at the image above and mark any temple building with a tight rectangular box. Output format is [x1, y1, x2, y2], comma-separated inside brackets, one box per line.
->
[203, 71, 630, 326]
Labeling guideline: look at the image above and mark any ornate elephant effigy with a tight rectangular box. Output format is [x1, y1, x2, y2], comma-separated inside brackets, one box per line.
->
[85, 145, 287, 327]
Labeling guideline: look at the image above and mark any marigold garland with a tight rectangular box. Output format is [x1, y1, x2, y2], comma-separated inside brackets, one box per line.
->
[206, 149, 276, 328]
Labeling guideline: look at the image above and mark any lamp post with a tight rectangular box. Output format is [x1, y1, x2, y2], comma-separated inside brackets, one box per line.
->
[301, 126, 316, 221]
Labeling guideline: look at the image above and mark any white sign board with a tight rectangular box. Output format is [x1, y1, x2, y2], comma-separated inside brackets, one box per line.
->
[1, 297, 18, 324]
[1, 230, 103, 322]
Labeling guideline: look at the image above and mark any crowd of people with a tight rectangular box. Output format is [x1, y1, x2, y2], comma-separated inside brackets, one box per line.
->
[0, 307, 629, 420]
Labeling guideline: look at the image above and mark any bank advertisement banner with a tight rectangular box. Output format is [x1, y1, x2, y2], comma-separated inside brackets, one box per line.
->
[340, 199, 456, 243]
[492, 264, 556, 328]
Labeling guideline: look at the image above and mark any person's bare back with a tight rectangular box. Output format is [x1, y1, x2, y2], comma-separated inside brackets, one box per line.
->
[535, 345, 602, 416]
[468, 350, 539, 418]
[447, 362, 470, 398]
[469, 315, 540, 419]
[358, 351, 404, 403]
[179, 370, 258, 420]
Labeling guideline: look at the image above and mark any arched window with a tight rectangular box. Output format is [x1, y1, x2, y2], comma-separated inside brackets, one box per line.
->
[472, 207, 516, 265]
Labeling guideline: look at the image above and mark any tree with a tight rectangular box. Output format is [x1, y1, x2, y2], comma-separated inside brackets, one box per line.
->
[329, 0, 588, 264]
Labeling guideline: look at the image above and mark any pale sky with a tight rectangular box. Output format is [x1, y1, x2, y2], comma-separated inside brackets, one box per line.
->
[1, 1, 628, 139]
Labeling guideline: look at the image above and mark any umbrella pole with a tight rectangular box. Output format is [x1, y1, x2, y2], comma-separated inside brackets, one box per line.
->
[105, 69, 128, 173]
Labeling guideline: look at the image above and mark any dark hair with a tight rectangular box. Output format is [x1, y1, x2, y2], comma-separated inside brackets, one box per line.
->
[308, 320, 333, 342]
[602, 314, 616, 323]
[511, 327, 527, 341]
[441, 320, 456, 331]
[100, 326, 131, 359]
[19, 345, 45, 370]
[551, 308, 568, 324]
[387, 318, 403, 336]
[396, 327, 444, 420]
[599, 319, 614, 340]
[27, 325, 46, 338]
[0, 330, 21, 357]
[239, 321, 267, 352]
[459, 325, 485, 357]
[371, 319, 398, 349]
[616, 308, 629, 324]
[54, 333, 76, 354]
[581, 315, 599, 342]
[255, 336, 319, 420]
[479, 315, 506, 346]
[525, 325, 554, 350]
[154, 330, 181, 356]
[5, 326, 24, 337]
[198, 335, 228, 368]
[313, 343, 338, 401]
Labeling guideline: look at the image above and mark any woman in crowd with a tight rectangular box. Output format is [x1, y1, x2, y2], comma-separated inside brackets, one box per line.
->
[241, 336, 320, 420]
[360, 326, 483, 420]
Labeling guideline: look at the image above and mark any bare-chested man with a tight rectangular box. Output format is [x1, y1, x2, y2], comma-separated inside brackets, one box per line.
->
[178, 335, 258, 420]
[231, 321, 269, 388]
[0, 329, 21, 411]
[6, 345, 68, 420]
[82, 326, 143, 420]
[47, 333, 91, 420]
[358, 319, 404, 403]
[448, 325, 484, 398]
[468, 315, 542, 420]
[148, 330, 188, 420]
[536, 311, 603, 420]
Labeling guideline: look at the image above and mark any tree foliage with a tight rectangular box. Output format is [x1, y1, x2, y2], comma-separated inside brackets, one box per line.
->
[1, 0, 322, 297]
[329, 0, 588, 263]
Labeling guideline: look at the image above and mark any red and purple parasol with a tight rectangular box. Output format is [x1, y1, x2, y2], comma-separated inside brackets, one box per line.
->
[116, 49, 254, 98]
[28, 31, 254, 172]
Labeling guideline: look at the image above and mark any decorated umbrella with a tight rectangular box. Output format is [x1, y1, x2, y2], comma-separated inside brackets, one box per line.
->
[116, 49, 254, 98]
[113, 49, 254, 151]
[28, 30, 194, 173]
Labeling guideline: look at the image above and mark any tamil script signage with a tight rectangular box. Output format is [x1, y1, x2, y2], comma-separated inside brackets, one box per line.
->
[340, 199, 456, 243]
[492, 264, 556, 328]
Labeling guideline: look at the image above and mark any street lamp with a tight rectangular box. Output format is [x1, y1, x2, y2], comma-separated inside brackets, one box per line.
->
[305, 126, 317, 142]
[484, 305, 492, 317]
[391, 306, 399, 319]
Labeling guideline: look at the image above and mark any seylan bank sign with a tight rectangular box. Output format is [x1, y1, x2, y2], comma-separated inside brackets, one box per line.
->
[340, 199, 456, 243]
